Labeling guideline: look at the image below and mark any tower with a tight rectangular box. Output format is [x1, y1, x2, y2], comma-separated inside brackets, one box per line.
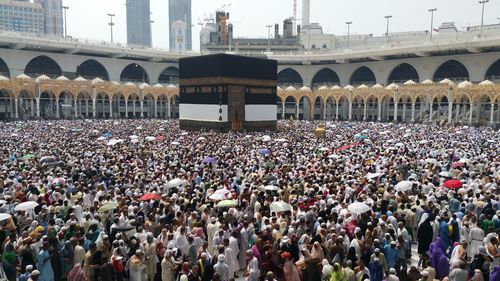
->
[169, 0, 192, 51]
[126, 0, 151, 47]
[302, 0, 310, 27]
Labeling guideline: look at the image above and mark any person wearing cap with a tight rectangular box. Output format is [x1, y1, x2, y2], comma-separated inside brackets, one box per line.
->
[384, 241, 398, 271]
[19, 265, 34, 281]
[370, 248, 388, 276]
[36, 241, 54, 281]
[129, 250, 145, 281]
[28, 270, 40, 281]
[387, 268, 399, 281]
[368, 257, 383, 281]
[144, 234, 157, 281]
[161, 250, 178, 281]
[244, 250, 260, 281]
[213, 255, 228, 281]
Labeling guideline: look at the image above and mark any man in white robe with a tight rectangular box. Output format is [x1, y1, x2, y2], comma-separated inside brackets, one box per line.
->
[224, 238, 238, 279]
[468, 224, 485, 257]
[238, 224, 249, 270]
[206, 217, 219, 256]
[245, 250, 260, 281]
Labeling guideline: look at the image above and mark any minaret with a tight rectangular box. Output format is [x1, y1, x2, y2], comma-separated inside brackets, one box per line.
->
[302, 0, 310, 27]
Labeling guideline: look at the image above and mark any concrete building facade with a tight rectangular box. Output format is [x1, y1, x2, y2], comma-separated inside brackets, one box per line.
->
[0, 0, 44, 35]
[168, 0, 191, 51]
[35, 0, 63, 37]
[126, 0, 151, 47]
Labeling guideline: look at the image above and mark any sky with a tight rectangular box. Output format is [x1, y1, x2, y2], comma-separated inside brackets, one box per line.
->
[63, 0, 500, 50]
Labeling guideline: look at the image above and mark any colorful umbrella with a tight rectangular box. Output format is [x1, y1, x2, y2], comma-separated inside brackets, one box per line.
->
[202, 157, 216, 163]
[21, 154, 35, 160]
[216, 200, 238, 208]
[444, 180, 463, 189]
[139, 194, 161, 201]
[258, 149, 271, 155]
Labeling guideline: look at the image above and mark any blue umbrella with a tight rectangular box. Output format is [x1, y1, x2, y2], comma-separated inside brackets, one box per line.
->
[258, 149, 271, 155]
[102, 132, 112, 138]
[202, 157, 216, 163]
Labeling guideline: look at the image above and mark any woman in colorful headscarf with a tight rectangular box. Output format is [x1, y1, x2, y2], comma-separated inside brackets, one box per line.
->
[282, 252, 300, 281]
[428, 237, 449, 279]
[329, 263, 345, 281]
[67, 264, 86, 281]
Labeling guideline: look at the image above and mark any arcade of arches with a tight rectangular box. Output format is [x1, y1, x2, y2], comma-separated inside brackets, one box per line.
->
[277, 83, 500, 126]
[0, 77, 179, 120]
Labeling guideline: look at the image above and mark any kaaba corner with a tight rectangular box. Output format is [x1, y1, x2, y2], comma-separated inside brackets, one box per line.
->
[178, 53, 278, 131]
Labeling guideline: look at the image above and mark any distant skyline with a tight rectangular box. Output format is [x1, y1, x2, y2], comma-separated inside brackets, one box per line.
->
[62, 0, 500, 50]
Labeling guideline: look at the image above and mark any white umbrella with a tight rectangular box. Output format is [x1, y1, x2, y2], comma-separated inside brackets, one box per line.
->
[365, 172, 384, 180]
[171, 141, 180, 145]
[214, 188, 230, 195]
[328, 154, 340, 159]
[458, 158, 470, 164]
[259, 185, 279, 191]
[129, 135, 139, 139]
[145, 136, 156, 141]
[425, 158, 438, 164]
[395, 181, 413, 192]
[197, 137, 206, 141]
[262, 135, 272, 142]
[419, 140, 429, 144]
[97, 136, 107, 141]
[167, 178, 187, 188]
[275, 138, 287, 142]
[130, 139, 139, 143]
[270, 201, 292, 213]
[318, 147, 328, 152]
[14, 201, 39, 211]
[209, 193, 227, 201]
[395, 143, 405, 147]
[439, 171, 453, 178]
[0, 213, 11, 221]
[181, 132, 189, 136]
[361, 129, 370, 134]
[347, 202, 371, 214]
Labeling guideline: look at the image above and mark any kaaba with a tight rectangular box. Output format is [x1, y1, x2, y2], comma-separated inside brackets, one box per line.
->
[179, 54, 278, 131]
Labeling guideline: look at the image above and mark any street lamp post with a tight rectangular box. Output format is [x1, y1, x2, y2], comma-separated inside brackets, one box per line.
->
[63, 6, 69, 38]
[150, 20, 154, 47]
[266, 24, 272, 52]
[346, 21, 352, 49]
[428, 8, 437, 41]
[479, 0, 489, 32]
[384, 15, 392, 45]
[107, 13, 115, 43]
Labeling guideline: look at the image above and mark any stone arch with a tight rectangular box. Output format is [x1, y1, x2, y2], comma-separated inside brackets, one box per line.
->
[388, 63, 420, 83]
[398, 94, 413, 122]
[475, 94, 492, 124]
[112, 93, 126, 118]
[312, 95, 325, 120]
[0, 89, 12, 119]
[39, 91, 56, 119]
[76, 92, 92, 118]
[0, 58, 10, 77]
[284, 96, 297, 119]
[325, 96, 336, 120]
[433, 60, 470, 82]
[24, 55, 62, 78]
[350, 66, 376, 86]
[58, 91, 74, 118]
[158, 66, 179, 84]
[96, 92, 111, 118]
[120, 63, 149, 83]
[143, 93, 155, 118]
[126, 93, 141, 118]
[484, 59, 500, 81]
[351, 95, 364, 121]
[278, 68, 303, 86]
[156, 94, 169, 119]
[338, 95, 349, 121]
[414, 95, 431, 122]
[76, 60, 109, 80]
[311, 68, 340, 89]
[18, 90, 35, 119]
[299, 96, 312, 120]
[365, 95, 378, 121]
[170, 94, 179, 119]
